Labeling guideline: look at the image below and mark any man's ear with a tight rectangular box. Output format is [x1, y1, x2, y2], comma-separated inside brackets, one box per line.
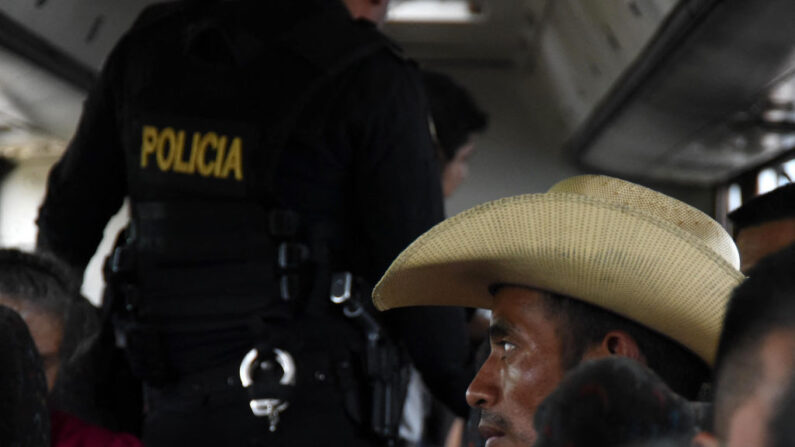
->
[602, 330, 645, 363]
[580, 330, 645, 363]
[691, 431, 719, 447]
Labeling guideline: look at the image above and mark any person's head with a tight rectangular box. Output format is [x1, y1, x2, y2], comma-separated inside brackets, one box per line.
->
[727, 183, 795, 273]
[373, 175, 744, 447]
[0, 249, 80, 391]
[694, 245, 795, 447]
[422, 70, 488, 197]
[531, 357, 697, 447]
[341, 0, 390, 25]
[465, 286, 710, 446]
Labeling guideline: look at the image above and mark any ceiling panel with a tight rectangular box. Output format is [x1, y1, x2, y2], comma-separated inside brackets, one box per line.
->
[572, 0, 795, 185]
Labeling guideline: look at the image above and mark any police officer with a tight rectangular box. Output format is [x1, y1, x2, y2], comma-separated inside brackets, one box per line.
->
[36, 0, 474, 446]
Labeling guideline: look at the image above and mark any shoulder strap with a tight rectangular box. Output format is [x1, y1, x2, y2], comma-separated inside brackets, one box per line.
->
[259, 18, 395, 202]
[280, 17, 393, 77]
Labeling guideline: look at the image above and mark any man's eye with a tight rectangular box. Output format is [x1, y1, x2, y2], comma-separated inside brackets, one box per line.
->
[497, 341, 516, 352]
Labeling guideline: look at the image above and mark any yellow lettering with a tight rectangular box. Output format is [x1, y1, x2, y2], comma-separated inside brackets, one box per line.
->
[140, 126, 242, 181]
[140, 126, 158, 167]
[156, 127, 177, 171]
[186, 132, 201, 174]
[214, 136, 227, 178]
[196, 132, 217, 177]
[174, 130, 195, 174]
[220, 137, 244, 181]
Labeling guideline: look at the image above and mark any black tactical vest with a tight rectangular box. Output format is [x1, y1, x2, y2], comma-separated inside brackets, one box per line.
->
[115, 1, 391, 323]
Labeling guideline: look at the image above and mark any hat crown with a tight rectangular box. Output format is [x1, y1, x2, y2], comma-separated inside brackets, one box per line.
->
[550, 175, 740, 270]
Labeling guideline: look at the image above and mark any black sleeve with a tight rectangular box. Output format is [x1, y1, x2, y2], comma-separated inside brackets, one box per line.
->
[36, 47, 128, 273]
[353, 58, 474, 417]
[385, 306, 475, 417]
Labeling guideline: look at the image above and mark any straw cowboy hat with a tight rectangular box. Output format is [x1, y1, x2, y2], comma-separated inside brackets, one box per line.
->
[373, 175, 744, 366]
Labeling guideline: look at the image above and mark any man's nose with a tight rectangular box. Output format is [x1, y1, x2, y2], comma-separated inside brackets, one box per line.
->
[465, 357, 497, 409]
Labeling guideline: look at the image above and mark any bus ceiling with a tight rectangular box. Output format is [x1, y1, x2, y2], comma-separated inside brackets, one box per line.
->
[558, 0, 795, 186]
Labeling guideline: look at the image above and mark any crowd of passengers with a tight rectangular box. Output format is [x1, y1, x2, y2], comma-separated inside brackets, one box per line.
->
[2, 179, 795, 447]
[3, 1, 795, 446]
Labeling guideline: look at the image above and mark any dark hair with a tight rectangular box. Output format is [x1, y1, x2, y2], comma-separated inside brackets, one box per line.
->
[771, 372, 795, 447]
[712, 243, 795, 435]
[0, 249, 77, 317]
[727, 183, 795, 233]
[539, 292, 710, 400]
[422, 70, 488, 162]
[533, 357, 697, 447]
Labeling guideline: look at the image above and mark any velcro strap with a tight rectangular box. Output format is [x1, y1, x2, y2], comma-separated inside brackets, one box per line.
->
[134, 201, 271, 263]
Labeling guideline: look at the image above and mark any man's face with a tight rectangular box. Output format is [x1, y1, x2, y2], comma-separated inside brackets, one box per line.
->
[724, 330, 795, 447]
[466, 287, 566, 447]
[735, 218, 795, 273]
[442, 141, 476, 198]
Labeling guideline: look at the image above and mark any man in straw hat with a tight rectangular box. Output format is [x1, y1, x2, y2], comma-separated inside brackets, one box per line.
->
[372, 175, 744, 446]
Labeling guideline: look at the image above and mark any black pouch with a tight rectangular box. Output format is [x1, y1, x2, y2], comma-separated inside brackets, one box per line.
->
[117, 317, 175, 387]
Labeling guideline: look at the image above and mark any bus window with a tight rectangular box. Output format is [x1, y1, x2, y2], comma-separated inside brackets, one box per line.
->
[758, 168, 778, 195]
[727, 183, 742, 213]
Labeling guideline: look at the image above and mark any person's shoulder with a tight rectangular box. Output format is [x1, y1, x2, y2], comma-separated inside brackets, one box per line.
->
[352, 19, 414, 67]
[355, 48, 423, 103]
[51, 410, 144, 447]
[129, 1, 185, 31]
[343, 22, 419, 82]
[305, 16, 416, 77]
[309, 19, 421, 102]
[101, 1, 189, 74]
[101, 1, 182, 58]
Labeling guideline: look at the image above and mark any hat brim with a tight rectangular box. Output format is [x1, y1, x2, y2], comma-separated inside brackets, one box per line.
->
[373, 193, 745, 366]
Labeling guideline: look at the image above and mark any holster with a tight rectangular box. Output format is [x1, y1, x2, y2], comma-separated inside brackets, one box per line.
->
[331, 273, 411, 444]
[104, 232, 176, 386]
